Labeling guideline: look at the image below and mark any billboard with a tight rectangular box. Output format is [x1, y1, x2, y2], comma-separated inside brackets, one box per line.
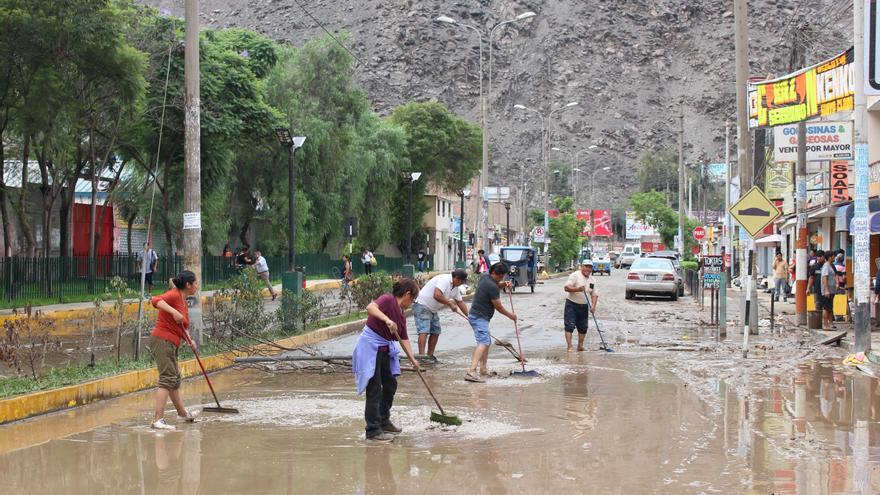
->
[576, 210, 592, 237]
[748, 48, 854, 129]
[773, 121, 853, 161]
[592, 210, 612, 237]
[625, 211, 658, 239]
[765, 161, 793, 199]
[706, 163, 727, 181]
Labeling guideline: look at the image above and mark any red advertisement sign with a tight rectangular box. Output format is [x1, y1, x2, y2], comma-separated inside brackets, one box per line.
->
[830, 161, 851, 203]
[548, 209, 560, 218]
[576, 210, 592, 237]
[592, 209, 612, 237]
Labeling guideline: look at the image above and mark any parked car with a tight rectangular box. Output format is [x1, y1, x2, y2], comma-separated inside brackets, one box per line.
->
[645, 251, 684, 296]
[617, 244, 641, 269]
[625, 257, 680, 301]
[590, 251, 612, 275]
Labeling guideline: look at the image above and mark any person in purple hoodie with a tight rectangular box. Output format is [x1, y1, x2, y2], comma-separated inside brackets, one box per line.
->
[352, 279, 421, 443]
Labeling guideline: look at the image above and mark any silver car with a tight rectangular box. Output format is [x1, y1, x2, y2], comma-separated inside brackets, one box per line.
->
[625, 257, 680, 301]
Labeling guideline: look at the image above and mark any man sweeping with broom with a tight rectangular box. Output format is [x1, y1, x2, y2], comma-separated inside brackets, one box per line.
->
[352, 279, 422, 443]
[563, 260, 599, 352]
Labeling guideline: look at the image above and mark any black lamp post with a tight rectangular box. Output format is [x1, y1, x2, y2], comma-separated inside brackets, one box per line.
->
[275, 128, 305, 272]
[503, 201, 511, 246]
[402, 171, 422, 264]
[457, 189, 469, 264]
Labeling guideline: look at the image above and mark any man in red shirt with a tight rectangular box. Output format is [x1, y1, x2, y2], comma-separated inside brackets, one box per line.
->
[149, 271, 200, 430]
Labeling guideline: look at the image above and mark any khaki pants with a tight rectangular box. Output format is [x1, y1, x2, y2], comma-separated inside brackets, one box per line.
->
[149, 336, 181, 391]
[257, 271, 275, 295]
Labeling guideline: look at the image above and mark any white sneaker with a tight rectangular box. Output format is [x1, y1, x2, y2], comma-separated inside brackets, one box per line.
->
[151, 418, 175, 430]
[179, 409, 200, 423]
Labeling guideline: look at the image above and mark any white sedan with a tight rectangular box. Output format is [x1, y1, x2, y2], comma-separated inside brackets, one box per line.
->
[625, 257, 679, 301]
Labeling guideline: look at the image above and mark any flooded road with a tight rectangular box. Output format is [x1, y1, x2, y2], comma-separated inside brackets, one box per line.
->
[3, 272, 880, 494]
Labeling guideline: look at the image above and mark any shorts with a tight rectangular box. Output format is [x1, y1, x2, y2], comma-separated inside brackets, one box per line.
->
[818, 295, 834, 311]
[564, 299, 590, 335]
[144, 271, 154, 286]
[413, 302, 441, 335]
[149, 336, 181, 391]
[468, 314, 491, 346]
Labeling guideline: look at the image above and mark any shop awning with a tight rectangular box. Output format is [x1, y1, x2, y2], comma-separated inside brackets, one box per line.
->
[835, 198, 880, 231]
[849, 211, 880, 234]
[807, 206, 837, 219]
[755, 234, 783, 246]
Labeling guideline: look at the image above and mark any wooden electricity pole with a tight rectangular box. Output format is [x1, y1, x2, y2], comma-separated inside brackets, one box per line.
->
[184, 0, 204, 342]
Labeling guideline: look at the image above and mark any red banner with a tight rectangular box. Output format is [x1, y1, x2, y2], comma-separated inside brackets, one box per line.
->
[547, 209, 560, 218]
[576, 210, 592, 237]
[830, 161, 851, 203]
[592, 209, 612, 237]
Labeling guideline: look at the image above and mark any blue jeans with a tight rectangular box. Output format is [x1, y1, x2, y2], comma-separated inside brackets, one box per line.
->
[774, 278, 788, 301]
[468, 314, 491, 346]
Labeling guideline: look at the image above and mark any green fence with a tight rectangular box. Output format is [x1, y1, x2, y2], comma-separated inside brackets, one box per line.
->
[0, 252, 429, 307]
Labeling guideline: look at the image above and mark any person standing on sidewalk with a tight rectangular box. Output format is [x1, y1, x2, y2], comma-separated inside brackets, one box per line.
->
[149, 271, 200, 430]
[772, 252, 789, 303]
[253, 250, 277, 301]
[362, 248, 375, 276]
[138, 248, 159, 294]
[465, 263, 516, 383]
[563, 260, 599, 352]
[413, 269, 469, 361]
[821, 253, 838, 329]
[342, 254, 353, 288]
[352, 279, 421, 443]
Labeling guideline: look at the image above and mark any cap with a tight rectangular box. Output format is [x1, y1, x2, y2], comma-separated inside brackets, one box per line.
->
[581, 259, 593, 266]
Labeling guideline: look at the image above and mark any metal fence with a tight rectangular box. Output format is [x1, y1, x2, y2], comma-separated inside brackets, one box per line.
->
[0, 252, 430, 306]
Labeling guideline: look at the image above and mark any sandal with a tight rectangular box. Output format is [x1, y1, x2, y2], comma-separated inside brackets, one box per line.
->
[464, 372, 485, 383]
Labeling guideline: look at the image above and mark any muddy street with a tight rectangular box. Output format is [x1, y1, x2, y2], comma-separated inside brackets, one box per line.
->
[2, 272, 879, 494]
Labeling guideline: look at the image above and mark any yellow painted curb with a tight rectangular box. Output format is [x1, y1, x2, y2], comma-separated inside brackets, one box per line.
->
[0, 317, 367, 426]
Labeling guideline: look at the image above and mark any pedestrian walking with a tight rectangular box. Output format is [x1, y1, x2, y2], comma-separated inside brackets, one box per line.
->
[563, 260, 599, 352]
[417, 250, 426, 272]
[362, 248, 375, 275]
[821, 253, 838, 329]
[413, 269, 469, 361]
[465, 263, 516, 383]
[342, 254, 353, 287]
[253, 250, 276, 301]
[352, 279, 421, 443]
[148, 270, 200, 430]
[772, 252, 789, 302]
[475, 249, 489, 274]
[138, 247, 159, 294]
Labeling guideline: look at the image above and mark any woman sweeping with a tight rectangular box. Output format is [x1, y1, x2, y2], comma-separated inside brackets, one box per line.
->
[149, 270, 200, 430]
[352, 279, 421, 443]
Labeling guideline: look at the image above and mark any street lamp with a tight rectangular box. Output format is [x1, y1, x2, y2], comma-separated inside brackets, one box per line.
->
[514, 102, 579, 208]
[457, 189, 470, 265]
[435, 12, 536, 253]
[275, 128, 306, 274]
[503, 201, 512, 246]
[589, 166, 612, 214]
[554, 144, 599, 207]
[402, 171, 422, 264]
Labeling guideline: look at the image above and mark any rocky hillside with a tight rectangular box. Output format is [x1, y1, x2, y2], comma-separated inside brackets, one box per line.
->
[142, 0, 852, 211]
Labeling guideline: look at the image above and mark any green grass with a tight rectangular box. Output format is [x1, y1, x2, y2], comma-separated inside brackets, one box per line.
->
[0, 308, 370, 399]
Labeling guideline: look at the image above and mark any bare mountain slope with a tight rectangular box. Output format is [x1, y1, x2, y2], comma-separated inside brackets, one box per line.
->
[143, 0, 851, 211]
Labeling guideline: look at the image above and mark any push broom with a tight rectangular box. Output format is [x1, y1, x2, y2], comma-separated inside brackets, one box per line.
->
[508, 292, 538, 377]
[181, 326, 239, 414]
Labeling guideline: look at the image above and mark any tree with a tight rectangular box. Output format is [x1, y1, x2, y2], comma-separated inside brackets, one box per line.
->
[548, 197, 584, 268]
[629, 191, 700, 257]
[636, 149, 678, 202]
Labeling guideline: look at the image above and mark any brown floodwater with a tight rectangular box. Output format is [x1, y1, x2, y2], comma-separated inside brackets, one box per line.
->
[4, 274, 880, 494]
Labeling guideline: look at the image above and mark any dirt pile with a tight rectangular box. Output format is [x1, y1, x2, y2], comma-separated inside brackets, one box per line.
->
[142, 0, 851, 210]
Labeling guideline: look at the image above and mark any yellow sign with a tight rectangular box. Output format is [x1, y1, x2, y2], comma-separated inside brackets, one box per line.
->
[728, 186, 781, 238]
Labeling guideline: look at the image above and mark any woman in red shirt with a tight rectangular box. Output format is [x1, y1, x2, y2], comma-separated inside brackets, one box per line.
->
[149, 270, 200, 430]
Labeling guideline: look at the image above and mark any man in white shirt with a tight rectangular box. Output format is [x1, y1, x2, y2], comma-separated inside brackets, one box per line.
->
[253, 250, 277, 301]
[413, 269, 469, 361]
[562, 260, 599, 352]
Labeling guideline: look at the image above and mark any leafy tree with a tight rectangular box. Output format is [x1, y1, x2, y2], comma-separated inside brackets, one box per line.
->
[629, 191, 700, 255]
[547, 197, 584, 268]
[636, 149, 678, 203]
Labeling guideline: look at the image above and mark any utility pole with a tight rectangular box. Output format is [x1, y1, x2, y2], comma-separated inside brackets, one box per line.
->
[677, 106, 685, 258]
[183, 0, 204, 343]
[720, 120, 731, 332]
[853, 0, 871, 351]
[789, 20, 809, 327]
[734, 0, 755, 355]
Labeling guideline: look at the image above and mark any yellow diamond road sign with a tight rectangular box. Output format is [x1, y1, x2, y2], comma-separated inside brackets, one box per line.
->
[728, 186, 781, 238]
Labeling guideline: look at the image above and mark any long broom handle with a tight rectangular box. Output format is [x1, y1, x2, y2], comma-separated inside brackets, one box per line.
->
[454, 310, 522, 360]
[180, 326, 223, 409]
[507, 291, 527, 372]
[415, 367, 446, 416]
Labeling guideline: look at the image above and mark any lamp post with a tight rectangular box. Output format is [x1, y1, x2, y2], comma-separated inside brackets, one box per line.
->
[402, 172, 423, 264]
[589, 166, 612, 214]
[436, 12, 535, 253]
[275, 129, 306, 274]
[513, 102, 579, 209]
[503, 201, 512, 246]
[457, 189, 470, 266]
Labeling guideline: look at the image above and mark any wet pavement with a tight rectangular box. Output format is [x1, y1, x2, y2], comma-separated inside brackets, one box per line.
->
[3, 272, 880, 494]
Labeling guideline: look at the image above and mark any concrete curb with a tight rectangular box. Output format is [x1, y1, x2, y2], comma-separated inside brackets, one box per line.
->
[0, 316, 368, 426]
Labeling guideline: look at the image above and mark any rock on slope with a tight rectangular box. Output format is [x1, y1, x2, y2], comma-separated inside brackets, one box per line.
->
[143, 0, 851, 211]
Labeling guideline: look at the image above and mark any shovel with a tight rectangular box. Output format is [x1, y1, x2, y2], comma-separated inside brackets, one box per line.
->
[181, 328, 239, 414]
